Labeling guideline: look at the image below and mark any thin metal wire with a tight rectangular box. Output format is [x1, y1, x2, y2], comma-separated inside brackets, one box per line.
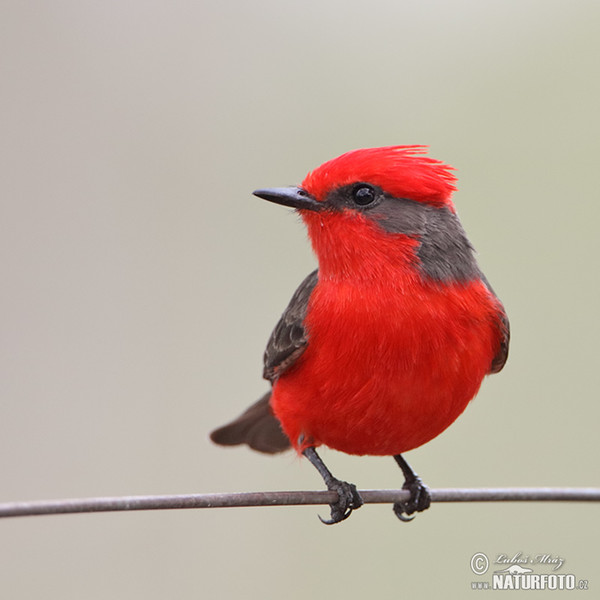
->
[0, 488, 598, 518]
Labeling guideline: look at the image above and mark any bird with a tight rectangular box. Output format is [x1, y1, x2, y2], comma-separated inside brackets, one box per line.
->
[210, 146, 509, 524]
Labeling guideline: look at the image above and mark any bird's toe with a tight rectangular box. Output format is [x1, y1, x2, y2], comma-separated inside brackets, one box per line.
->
[319, 479, 363, 525]
[393, 477, 431, 522]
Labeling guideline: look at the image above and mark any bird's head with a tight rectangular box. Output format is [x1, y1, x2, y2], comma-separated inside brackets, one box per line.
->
[254, 147, 476, 282]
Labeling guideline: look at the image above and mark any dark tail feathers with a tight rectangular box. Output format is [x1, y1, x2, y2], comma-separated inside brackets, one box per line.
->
[210, 392, 291, 454]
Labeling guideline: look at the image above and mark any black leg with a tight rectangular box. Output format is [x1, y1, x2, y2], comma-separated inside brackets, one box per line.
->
[392, 454, 431, 521]
[303, 446, 363, 525]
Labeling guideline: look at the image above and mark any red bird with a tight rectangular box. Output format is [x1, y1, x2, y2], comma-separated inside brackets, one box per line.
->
[211, 146, 509, 524]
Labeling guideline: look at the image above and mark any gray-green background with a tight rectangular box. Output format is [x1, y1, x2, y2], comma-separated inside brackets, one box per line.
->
[1, 1, 598, 598]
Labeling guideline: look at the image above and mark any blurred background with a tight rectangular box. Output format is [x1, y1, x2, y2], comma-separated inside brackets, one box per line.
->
[1, 1, 599, 597]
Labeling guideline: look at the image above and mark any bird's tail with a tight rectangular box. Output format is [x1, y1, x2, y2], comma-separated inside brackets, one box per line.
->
[209, 392, 291, 454]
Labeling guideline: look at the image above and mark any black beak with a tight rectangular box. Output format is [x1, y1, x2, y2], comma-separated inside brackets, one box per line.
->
[253, 187, 323, 212]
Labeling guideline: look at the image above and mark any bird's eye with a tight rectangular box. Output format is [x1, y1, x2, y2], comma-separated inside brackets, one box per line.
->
[352, 185, 376, 206]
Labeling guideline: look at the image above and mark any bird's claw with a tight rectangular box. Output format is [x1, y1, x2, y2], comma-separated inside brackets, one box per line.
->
[319, 478, 363, 525]
[393, 477, 431, 522]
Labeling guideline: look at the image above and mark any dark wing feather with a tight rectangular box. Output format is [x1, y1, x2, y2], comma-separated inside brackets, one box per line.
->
[490, 309, 510, 374]
[480, 273, 510, 374]
[263, 269, 318, 382]
[210, 392, 290, 453]
[210, 270, 318, 454]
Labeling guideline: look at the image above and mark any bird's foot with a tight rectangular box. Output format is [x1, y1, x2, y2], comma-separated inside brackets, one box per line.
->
[393, 477, 431, 522]
[319, 478, 363, 525]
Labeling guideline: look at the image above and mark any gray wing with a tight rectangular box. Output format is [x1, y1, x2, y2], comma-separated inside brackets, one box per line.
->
[263, 269, 318, 382]
[209, 270, 318, 454]
[490, 309, 510, 374]
[480, 273, 510, 374]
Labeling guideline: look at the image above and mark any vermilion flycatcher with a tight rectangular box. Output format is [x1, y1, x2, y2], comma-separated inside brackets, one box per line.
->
[211, 146, 509, 524]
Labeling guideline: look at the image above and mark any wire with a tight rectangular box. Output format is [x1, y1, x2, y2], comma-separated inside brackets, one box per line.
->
[0, 488, 598, 518]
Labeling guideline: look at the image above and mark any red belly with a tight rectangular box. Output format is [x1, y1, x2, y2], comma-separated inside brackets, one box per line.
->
[271, 277, 501, 456]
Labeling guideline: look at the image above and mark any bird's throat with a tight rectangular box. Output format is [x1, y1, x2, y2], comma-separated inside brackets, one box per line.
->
[302, 210, 420, 283]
